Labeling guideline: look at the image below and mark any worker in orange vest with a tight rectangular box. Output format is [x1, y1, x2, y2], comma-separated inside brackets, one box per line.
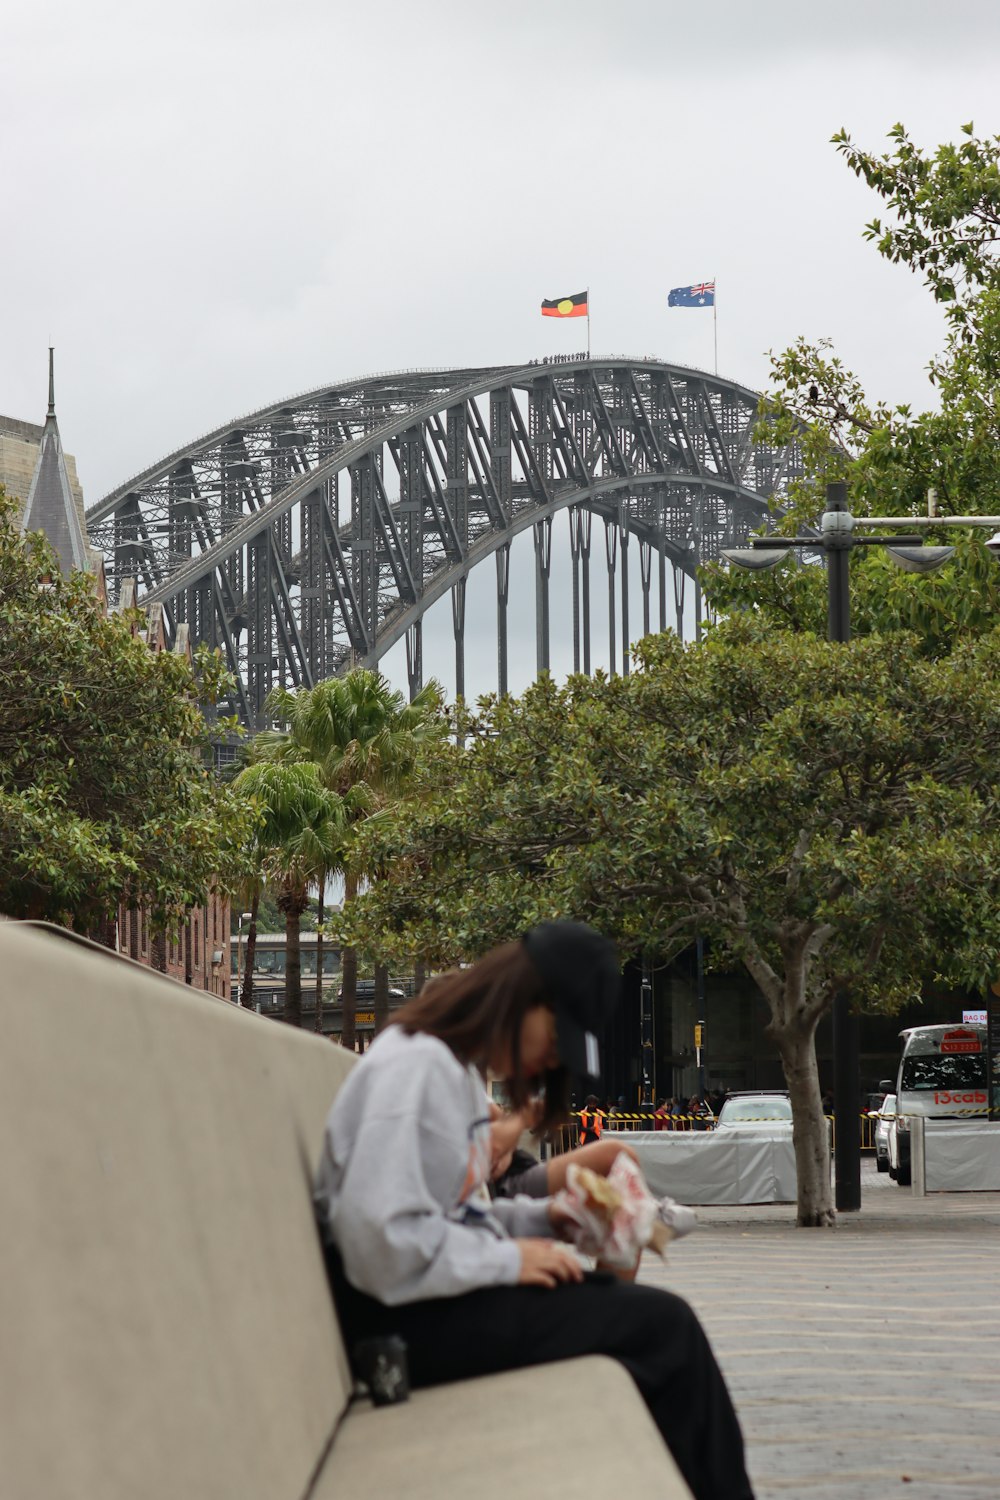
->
[578, 1092, 604, 1145]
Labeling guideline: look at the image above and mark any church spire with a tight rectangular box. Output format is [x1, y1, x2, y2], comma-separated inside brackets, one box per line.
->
[20, 348, 92, 576]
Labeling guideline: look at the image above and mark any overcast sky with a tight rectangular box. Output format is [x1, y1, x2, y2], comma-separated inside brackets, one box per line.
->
[3, 0, 998, 701]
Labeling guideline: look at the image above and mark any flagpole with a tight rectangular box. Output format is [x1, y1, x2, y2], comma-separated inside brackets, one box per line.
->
[713, 278, 718, 375]
[587, 286, 591, 360]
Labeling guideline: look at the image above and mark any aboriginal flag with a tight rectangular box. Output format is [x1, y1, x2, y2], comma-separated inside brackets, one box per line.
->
[541, 291, 588, 318]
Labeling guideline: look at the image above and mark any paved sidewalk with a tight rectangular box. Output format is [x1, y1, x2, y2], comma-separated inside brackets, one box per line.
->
[640, 1161, 1000, 1499]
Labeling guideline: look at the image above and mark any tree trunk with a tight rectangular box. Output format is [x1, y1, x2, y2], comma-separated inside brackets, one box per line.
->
[340, 945, 358, 1051]
[340, 871, 359, 1052]
[314, 881, 325, 1033]
[771, 1005, 834, 1227]
[373, 962, 390, 1035]
[240, 887, 260, 1009]
[413, 958, 426, 996]
[278, 882, 307, 1030]
[152, 929, 167, 973]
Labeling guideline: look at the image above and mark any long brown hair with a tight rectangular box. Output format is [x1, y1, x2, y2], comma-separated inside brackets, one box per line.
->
[393, 941, 570, 1129]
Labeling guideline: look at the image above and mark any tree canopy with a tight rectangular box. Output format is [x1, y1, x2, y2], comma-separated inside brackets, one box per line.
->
[0, 489, 252, 929]
[347, 625, 1000, 997]
[231, 758, 350, 1025]
[243, 669, 444, 1039]
[704, 123, 1000, 645]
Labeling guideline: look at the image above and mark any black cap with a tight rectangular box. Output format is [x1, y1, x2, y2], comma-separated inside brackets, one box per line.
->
[522, 920, 621, 1082]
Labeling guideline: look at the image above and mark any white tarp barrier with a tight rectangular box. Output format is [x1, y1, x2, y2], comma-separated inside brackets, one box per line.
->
[615, 1130, 798, 1204]
[924, 1121, 1000, 1191]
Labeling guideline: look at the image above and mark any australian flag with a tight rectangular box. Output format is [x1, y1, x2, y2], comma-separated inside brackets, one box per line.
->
[668, 281, 715, 308]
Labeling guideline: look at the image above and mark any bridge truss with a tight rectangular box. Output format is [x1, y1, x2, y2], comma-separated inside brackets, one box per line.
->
[85, 358, 801, 728]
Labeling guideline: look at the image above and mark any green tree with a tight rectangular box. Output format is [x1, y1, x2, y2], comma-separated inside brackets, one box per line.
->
[254, 669, 443, 1046]
[344, 624, 1000, 1227]
[232, 760, 347, 1027]
[836, 122, 1000, 331]
[704, 124, 1000, 642]
[0, 489, 251, 930]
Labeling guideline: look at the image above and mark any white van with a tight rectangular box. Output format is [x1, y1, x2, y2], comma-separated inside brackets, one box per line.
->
[884, 1024, 989, 1186]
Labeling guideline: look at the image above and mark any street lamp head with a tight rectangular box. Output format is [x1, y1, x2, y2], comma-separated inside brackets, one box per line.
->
[720, 546, 792, 571]
[885, 545, 956, 575]
[821, 508, 854, 543]
[985, 531, 1000, 554]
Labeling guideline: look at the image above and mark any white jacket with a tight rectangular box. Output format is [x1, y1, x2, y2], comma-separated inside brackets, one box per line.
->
[315, 1026, 553, 1304]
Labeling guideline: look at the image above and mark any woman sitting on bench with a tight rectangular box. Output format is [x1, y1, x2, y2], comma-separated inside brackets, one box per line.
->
[315, 920, 755, 1500]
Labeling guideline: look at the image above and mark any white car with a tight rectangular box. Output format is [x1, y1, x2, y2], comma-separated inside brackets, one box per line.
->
[714, 1092, 793, 1132]
[872, 1094, 896, 1173]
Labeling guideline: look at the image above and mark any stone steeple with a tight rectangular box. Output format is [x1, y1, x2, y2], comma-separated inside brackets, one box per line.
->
[20, 349, 92, 576]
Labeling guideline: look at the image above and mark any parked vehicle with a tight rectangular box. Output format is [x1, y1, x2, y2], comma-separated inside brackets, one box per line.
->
[714, 1092, 792, 1133]
[871, 1093, 897, 1173]
[884, 1024, 989, 1187]
[337, 979, 406, 1006]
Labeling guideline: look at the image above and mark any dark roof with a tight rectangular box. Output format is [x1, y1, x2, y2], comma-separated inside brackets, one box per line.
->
[19, 352, 91, 577]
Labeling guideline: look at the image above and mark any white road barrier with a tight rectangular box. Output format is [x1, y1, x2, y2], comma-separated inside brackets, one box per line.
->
[914, 1118, 1000, 1193]
[623, 1130, 797, 1205]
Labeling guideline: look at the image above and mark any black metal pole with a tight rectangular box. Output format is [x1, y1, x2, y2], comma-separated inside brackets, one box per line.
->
[985, 991, 996, 1124]
[640, 960, 654, 1106]
[696, 936, 706, 1101]
[826, 544, 851, 648]
[832, 995, 860, 1211]
[824, 482, 861, 1212]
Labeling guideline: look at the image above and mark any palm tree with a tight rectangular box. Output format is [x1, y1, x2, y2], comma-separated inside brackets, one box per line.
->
[233, 760, 348, 1028]
[255, 669, 443, 1048]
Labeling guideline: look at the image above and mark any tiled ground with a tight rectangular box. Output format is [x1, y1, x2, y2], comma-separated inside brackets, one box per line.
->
[640, 1162, 1000, 1499]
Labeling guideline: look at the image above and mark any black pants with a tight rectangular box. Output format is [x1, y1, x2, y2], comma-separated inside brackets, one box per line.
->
[327, 1250, 754, 1500]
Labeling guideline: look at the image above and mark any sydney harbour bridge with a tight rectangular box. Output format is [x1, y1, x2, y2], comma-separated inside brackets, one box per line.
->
[85, 357, 802, 728]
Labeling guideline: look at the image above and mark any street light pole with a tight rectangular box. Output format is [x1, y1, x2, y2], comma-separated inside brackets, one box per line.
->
[822, 484, 861, 1210]
[723, 481, 957, 1214]
[823, 483, 852, 646]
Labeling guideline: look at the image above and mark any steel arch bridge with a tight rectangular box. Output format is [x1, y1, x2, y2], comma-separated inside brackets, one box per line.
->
[85, 357, 801, 727]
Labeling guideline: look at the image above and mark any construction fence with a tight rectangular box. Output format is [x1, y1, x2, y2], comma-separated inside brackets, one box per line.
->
[548, 1111, 877, 1155]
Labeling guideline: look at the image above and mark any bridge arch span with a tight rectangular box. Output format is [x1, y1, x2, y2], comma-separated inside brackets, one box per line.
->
[86, 358, 801, 726]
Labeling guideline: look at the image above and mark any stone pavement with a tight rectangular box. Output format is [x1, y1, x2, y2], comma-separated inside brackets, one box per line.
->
[639, 1160, 1000, 1499]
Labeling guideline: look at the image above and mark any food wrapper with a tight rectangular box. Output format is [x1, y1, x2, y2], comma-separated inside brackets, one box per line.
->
[553, 1153, 674, 1267]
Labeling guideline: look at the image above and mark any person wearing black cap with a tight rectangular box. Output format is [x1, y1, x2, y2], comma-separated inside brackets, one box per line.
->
[315, 920, 755, 1500]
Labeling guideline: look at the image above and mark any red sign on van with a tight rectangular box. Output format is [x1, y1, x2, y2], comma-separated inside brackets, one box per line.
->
[940, 1027, 982, 1054]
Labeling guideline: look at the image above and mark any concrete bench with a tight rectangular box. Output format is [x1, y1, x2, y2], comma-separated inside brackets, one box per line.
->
[0, 921, 691, 1499]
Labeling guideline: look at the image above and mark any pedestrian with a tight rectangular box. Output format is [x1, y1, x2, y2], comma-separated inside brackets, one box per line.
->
[578, 1092, 603, 1145]
[315, 920, 754, 1500]
[687, 1095, 713, 1132]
